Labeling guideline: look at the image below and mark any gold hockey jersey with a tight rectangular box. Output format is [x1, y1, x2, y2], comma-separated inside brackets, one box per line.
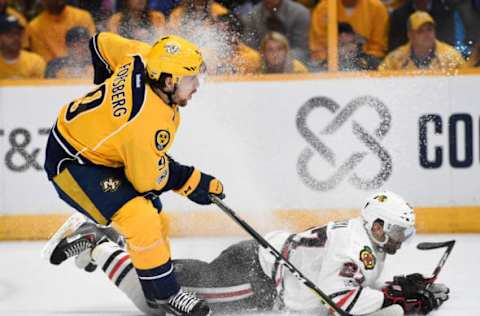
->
[55, 32, 181, 194]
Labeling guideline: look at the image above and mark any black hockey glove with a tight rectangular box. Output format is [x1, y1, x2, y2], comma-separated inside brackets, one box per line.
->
[390, 273, 430, 296]
[417, 284, 449, 314]
[174, 168, 225, 205]
[383, 280, 449, 314]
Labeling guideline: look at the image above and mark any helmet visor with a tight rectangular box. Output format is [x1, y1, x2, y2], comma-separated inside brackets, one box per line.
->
[387, 224, 416, 243]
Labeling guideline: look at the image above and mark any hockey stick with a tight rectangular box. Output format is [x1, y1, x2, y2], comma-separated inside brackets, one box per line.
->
[416, 240, 455, 284]
[209, 195, 350, 316]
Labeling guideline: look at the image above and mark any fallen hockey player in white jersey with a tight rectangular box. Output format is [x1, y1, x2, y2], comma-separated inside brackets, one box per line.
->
[44, 191, 449, 316]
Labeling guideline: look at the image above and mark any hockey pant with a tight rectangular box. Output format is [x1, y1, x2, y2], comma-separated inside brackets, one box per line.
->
[44, 129, 180, 307]
[92, 239, 278, 315]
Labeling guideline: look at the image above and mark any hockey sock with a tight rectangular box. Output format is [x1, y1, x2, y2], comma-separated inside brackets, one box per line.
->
[136, 261, 180, 307]
[91, 242, 164, 315]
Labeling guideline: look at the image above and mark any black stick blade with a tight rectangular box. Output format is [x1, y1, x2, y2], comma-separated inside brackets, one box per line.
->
[417, 240, 456, 250]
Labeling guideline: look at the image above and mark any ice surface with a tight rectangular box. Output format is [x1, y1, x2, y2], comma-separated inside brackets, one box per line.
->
[1, 235, 479, 315]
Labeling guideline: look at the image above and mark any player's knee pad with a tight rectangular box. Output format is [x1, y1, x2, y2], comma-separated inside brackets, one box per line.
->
[112, 196, 171, 270]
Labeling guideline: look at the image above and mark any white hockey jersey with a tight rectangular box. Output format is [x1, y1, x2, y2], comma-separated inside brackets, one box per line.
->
[258, 218, 386, 315]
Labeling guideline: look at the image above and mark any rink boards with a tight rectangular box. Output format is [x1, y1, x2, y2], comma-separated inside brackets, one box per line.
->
[1, 73, 479, 239]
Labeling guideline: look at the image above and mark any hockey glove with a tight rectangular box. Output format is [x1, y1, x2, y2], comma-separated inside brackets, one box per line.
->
[389, 273, 431, 296]
[383, 281, 449, 314]
[174, 169, 224, 205]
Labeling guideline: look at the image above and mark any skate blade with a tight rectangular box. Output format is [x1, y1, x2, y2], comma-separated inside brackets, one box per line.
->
[41, 213, 88, 262]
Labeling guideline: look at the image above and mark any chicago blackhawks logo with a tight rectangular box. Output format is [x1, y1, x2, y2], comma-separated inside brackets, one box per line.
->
[374, 195, 388, 202]
[155, 130, 170, 151]
[359, 246, 376, 270]
[100, 177, 121, 193]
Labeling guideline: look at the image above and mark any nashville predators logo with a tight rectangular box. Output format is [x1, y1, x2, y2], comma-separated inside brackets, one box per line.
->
[374, 195, 388, 203]
[359, 246, 376, 270]
[100, 177, 121, 193]
[155, 130, 170, 151]
[165, 43, 180, 55]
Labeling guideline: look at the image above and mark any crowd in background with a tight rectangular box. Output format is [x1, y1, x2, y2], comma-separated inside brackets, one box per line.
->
[0, 0, 480, 80]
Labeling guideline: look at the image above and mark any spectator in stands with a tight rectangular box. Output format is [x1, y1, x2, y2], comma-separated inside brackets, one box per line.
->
[69, 0, 114, 28]
[388, 0, 461, 53]
[107, 0, 165, 42]
[45, 27, 92, 79]
[168, 0, 228, 29]
[310, 0, 389, 63]
[317, 22, 380, 71]
[0, 14, 46, 79]
[29, 0, 95, 63]
[259, 31, 308, 73]
[241, 0, 310, 63]
[212, 13, 261, 74]
[1, 0, 29, 47]
[379, 11, 465, 71]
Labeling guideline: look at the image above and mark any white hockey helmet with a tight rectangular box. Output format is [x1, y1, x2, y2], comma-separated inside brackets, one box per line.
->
[361, 191, 416, 246]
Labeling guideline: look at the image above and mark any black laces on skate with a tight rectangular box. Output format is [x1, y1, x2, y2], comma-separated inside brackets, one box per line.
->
[64, 240, 92, 259]
[168, 291, 201, 314]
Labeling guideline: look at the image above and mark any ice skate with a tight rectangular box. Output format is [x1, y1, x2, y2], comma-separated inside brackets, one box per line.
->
[42, 213, 122, 267]
[161, 290, 211, 316]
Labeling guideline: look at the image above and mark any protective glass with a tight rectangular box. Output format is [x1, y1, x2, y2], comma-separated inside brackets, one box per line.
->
[387, 224, 416, 243]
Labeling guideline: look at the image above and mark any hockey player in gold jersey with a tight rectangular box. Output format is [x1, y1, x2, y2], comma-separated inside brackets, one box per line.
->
[44, 32, 224, 316]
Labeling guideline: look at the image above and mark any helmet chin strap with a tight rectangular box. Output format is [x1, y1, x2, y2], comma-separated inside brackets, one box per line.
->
[160, 84, 177, 106]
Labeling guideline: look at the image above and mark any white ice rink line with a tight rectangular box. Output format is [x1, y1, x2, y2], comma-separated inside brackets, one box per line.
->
[1, 234, 479, 316]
